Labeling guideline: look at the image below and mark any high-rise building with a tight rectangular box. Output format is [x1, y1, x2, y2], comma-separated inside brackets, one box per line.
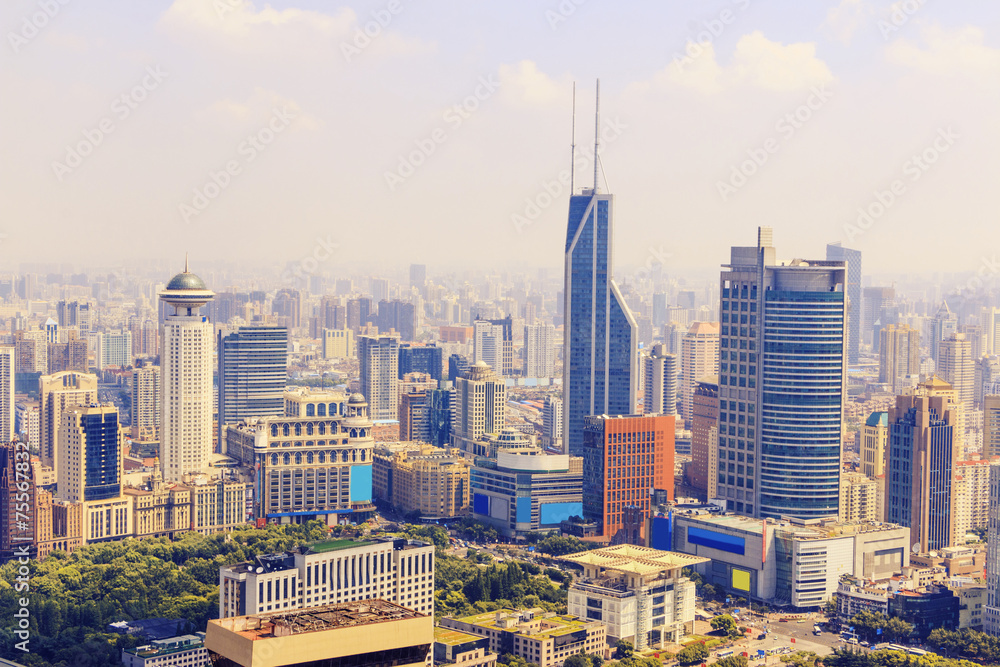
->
[472, 320, 504, 375]
[95, 330, 132, 369]
[428, 382, 453, 448]
[447, 354, 470, 384]
[14, 330, 48, 375]
[985, 461, 1000, 635]
[931, 302, 958, 365]
[642, 344, 678, 417]
[938, 333, 975, 414]
[399, 344, 442, 381]
[358, 335, 400, 421]
[826, 243, 862, 366]
[272, 289, 302, 329]
[953, 458, 995, 543]
[451, 362, 505, 453]
[879, 324, 920, 393]
[689, 376, 719, 497]
[131, 365, 161, 442]
[541, 395, 563, 450]
[58, 405, 124, 504]
[839, 472, 879, 523]
[399, 390, 430, 443]
[679, 323, 719, 425]
[370, 277, 390, 303]
[1, 441, 36, 562]
[410, 264, 427, 291]
[0, 348, 12, 444]
[217, 326, 288, 447]
[717, 227, 846, 519]
[377, 300, 416, 342]
[347, 297, 372, 332]
[321, 329, 353, 359]
[563, 175, 638, 456]
[582, 414, 674, 541]
[886, 392, 957, 552]
[863, 286, 895, 349]
[524, 324, 555, 378]
[39, 371, 98, 472]
[159, 264, 215, 482]
[47, 333, 88, 374]
[861, 412, 889, 480]
[986, 395, 1000, 460]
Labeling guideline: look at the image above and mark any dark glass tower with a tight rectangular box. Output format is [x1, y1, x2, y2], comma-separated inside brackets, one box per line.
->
[217, 326, 288, 447]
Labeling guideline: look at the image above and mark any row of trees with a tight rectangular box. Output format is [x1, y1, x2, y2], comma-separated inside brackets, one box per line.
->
[847, 611, 914, 642]
[824, 647, 983, 667]
[434, 552, 568, 618]
[927, 628, 1000, 663]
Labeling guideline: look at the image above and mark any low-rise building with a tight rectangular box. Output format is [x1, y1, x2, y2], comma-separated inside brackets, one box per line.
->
[562, 544, 707, 649]
[889, 586, 959, 639]
[948, 581, 987, 631]
[441, 609, 605, 667]
[206, 599, 432, 667]
[121, 633, 208, 667]
[433, 626, 498, 667]
[219, 537, 434, 618]
[836, 576, 890, 622]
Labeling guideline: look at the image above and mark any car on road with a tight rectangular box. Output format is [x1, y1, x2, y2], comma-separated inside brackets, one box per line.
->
[860, 641, 870, 647]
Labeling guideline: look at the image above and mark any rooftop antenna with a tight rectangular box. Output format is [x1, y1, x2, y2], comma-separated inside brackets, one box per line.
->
[593, 78, 600, 193]
[184, 252, 189, 273]
[570, 82, 576, 194]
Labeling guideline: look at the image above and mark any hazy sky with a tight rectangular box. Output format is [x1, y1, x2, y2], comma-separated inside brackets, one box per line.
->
[1, 0, 997, 277]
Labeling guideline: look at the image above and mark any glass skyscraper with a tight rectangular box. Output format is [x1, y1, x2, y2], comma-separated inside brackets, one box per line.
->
[826, 243, 862, 366]
[563, 188, 637, 456]
[217, 326, 289, 447]
[718, 228, 846, 519]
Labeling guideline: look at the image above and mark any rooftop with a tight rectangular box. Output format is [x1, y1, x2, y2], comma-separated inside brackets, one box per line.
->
[453, 610, 594, 640]
[435, 627, 483, 646]
[216, 600, 424, 640]
[307, 538, 374, 554]
[560, 544, 709, 574]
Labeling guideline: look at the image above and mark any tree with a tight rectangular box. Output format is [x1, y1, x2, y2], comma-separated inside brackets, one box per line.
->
[615, 639, 634, 660]
[716, 656, 749, 667]
[676, 643, 709, 666]
[779, 651, 818, 667]
[881, 617, 913, 642]
[711, 614, 740, 637]
[564, 654, 592, 667]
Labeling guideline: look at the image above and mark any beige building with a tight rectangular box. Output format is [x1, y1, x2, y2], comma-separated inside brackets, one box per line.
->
[985, 395, 1000, 459]
[33, 487, 83, 560]
[14, 330, 48, 374]
[39, 370, 98, 472]
[953, 458, 996, 541]
[839, 472, 880, 523]
[0, 347, 12, 444]
[207, 599, 432, 667]
[122, 634, 208, 667]
[939, 334, 975, 414]
[131, 365, 161, 442]
[358, 334, 400, 421]
[441, 609, 605, 667]
[879, 324, 920, 393]
[680, 322, 719, 426]
[452, 361, 506, 453]
[126, 466, 193, 538]
[321, 328, 353, 359]
[57, 405, 125, 504]
[434, 627, 498, 667]
[376, 444, 470, 519]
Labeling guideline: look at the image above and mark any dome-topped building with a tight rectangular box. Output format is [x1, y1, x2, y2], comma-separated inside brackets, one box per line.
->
[160, 256, 215, 315]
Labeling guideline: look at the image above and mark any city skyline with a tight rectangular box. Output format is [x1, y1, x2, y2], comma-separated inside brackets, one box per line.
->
[1, 1, 997, 275]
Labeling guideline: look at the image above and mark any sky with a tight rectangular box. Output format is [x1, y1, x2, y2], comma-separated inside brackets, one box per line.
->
[1, 0, 997, 279]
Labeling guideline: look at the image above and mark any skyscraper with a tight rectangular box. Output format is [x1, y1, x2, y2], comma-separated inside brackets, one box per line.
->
[39, 370, 98, 472]
[451, 362, 505, 453]
[717, 227, 846, 519]
[689, 376, 719, 497]
[679, 322, 719, 425]
[217, 326, 289, 448]
[0, 348, 12, 444]
[886, 391, 957, 552]
[938, 333, 974, 414]
[159, 263, 215, 482]
[643, 343, 678, 416]
[58, 405, 124, 504]
[879, 324, 920, 393]
[863, 286, 895, 349]
[131, 364, 161, 442]
[358, 335, 400, 421]
[524, 324, 555, 378]
[931, 302, 958, 365]
[473, 320, 504, 374]
[826, 243, 862, 366]
[541, 395, 563, 450]
[986, 461, 1000, 635]
[398, 344, 442, 381]
[563, 89, 637, 455]
[984, 395, 1000, 459]
[409, 264, 427, 291]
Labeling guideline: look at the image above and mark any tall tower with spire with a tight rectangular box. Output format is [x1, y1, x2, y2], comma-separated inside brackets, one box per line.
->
[563, 81, 638, 456]
[159, 261, 215, 482]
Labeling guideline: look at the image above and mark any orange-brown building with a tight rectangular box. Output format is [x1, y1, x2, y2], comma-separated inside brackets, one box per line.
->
[689, 376, 719, 497]
[582, 414, 674, 543]
[439, 326, 473, 344]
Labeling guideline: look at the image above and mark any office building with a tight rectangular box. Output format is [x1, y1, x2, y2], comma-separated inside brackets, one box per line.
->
[370, 277, 390, 303]
[931, 302, 958, 365]
[208, 599, 432, 667]
[217, 326, 288, 447]
[56, 300, 91, 331]
[826, 243, 861, 366]
[399, 344, 443, 380]
[689, 377, 719, 497]
[985, 396, 1000, 459]
[448, 354, 470, 384]
[0, 348, 12, 444]
[863, 286, 895, 348]
[523, 324, 555, 378]
[225, 390, 374, 525]
[39, 371, 98, 472]
[321, 329, 353, 359]
[938, 333, 975, 414]
[879, 324, 920, 393]
[563, 175, 638, 456]
[57, 405, 124, 504]
[131, 365, 161, 442]
[15, 401, 39, 448]
[642, 344, 678, 416]
[452, 362, 506, 453]
[218, 537, 435, 618]
[159, 264, 215, 482]
[861, 412, 889, 479]
[122, 635, 209, 667]
[984, 461, 1000, 635]
[717, 228, 846, 519]
[471, 439, 583, 538]
[428, 382, 453, 447]
[582, 414, 673, 542]
[886, 390, 957, 552]
[679, 322, 719, 426]
[541, 395, 563, 450]
[95, 330, 132, 369]
[473, 320, 505, 375]
[358, 335, 400, 421]
[376, 299, 416, 342]
[272, 288, 302, 329]
[382, 445, 470, 519]
[434, 627, 497, 667]
[399, 390, 430, 443]
[952, 458, 994, 542]
[563, 544, 706, 648]
[441, 609, 604, 667]
[347, 296, 373, 332]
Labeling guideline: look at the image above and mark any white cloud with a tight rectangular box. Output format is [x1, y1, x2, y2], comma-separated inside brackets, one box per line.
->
[160, 0, 355, 36]
[498, 60, 567, 109]
[659, 31, 835, 93]
[199, 87, 321, 130]
[823, 0, 873, 45]
[886, 25, 1000, 77]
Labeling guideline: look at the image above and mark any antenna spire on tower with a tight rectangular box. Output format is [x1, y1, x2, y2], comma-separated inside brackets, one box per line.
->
[570, 82, 577, 195]
[184, 252, 189, 273]
[593, 79, 600, 193]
